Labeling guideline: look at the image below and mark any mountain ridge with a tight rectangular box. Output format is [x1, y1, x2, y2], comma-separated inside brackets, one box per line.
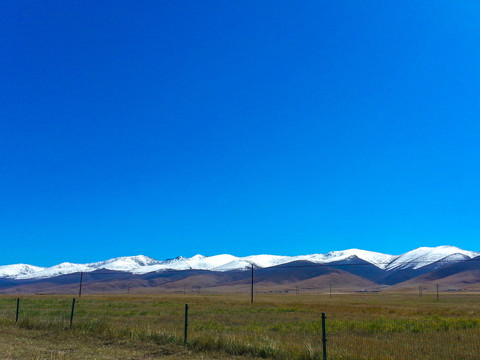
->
[0, 245, 477, 281]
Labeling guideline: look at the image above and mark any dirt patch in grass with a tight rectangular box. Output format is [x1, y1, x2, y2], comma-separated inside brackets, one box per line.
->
[0, 327, 262, 360]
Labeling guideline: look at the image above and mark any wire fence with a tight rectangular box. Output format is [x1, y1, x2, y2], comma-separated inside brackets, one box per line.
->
[328, 313, 480, 360]
[1, 293, 480, 360]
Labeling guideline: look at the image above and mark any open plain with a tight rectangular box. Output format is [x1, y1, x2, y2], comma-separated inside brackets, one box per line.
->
[0, 291, 479, 359]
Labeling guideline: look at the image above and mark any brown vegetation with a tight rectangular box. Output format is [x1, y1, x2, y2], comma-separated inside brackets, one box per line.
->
[0, 292, 479, 359]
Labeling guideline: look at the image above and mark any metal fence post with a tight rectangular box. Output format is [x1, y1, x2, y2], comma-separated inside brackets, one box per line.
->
[322, 312, 327, 360]
[184, 304, 189, 345]
[15, 298, 20, 324]
[70, 298, 76, 328]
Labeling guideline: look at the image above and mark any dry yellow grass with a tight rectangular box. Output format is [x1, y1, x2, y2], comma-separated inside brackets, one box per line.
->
[0, 292, 479, 359]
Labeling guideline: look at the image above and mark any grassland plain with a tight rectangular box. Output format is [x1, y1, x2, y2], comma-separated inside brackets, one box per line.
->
[0, 292, 479, 359]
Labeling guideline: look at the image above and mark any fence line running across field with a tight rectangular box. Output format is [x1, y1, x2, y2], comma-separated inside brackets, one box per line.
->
[2, 293, 480, 360]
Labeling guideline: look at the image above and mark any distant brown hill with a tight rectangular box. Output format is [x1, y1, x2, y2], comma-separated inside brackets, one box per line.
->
[389, 256, 480, 291]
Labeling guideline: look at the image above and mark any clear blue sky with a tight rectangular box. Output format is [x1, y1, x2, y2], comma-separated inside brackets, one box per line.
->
[1, 1, 480, 266]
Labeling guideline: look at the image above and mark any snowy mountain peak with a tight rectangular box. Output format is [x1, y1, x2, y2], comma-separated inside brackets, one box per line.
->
[95, 255, 160, 268]
[1, 246, 478, 280]
[385, 245, 478, 271]
[318, 249, 397, 269]
[0, 264, 45, 279]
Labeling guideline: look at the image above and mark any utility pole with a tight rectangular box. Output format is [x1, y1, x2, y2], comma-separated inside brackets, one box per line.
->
[78, 272, 83, 298]
[251, 264, 254, 304]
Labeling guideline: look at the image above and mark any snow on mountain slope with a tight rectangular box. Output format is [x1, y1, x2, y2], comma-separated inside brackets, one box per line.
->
[1, 246, 478, 280]
[214, 255, 293, 271]
[13, 256, 162, 280]
[183, 254, 238, 270]
[17, 262, 92, 280]
[298, 249, 397, 270]
[214, 259, 252, 271]
[385, 246, 478, 270]
[94, 255, 161, 271]
[245, 255, 293, 268]
[213, 250, 396, 271]
[0, 264, 45, 279]
[128, 254, 244, 274]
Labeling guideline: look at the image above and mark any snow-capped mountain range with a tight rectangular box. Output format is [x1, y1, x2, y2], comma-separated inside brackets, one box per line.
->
[0, 246, 477, 281]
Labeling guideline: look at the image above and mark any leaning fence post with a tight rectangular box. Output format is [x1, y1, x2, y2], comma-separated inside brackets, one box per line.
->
[322, 312, 327, 360]
[15, 298, 20, 324]
[184, 304, 189, 345]
[70, 298, 76, 328]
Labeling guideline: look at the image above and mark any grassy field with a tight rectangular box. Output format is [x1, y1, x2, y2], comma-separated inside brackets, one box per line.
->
[0, 292, 479, 359]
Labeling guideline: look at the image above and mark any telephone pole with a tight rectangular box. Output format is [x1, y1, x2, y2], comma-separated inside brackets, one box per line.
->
[78, 272, 83, 297]
[251, 264, 254, 303]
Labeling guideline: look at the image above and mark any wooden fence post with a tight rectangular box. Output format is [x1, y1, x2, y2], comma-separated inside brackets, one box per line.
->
[70, 298, 76, 328]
